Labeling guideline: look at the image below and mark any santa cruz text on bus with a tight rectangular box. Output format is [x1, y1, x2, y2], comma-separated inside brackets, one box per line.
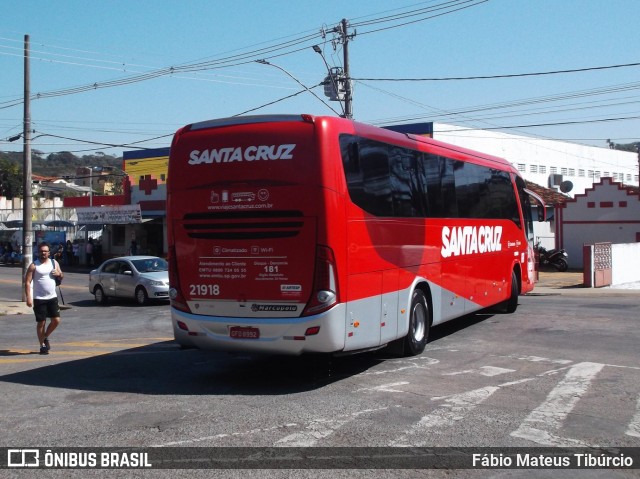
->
[188, 144, 296, 164]
[441, 225, 503, 258]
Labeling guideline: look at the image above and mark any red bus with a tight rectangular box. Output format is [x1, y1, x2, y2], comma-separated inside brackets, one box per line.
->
[167, 114, 539, 356]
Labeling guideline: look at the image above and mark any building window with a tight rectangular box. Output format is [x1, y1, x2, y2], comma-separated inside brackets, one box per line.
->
[530, 165, 538, 173]
[550, 166, 558, 174]
[595, 171, 601, 178]
[561, 168, 568, 175]
[539, 166, 547, 174]
[568, 168, 575, 176]
[578, 169, 585, 177]
[604, 171, 610, 177]
[588, 170, 594, 178]
[517, 163, 526, 172]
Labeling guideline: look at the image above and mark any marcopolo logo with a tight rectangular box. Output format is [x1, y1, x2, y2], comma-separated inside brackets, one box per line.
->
[251, 304, 298, 312]
[441, 225, 503, 258]
[189, 144, 296, 165]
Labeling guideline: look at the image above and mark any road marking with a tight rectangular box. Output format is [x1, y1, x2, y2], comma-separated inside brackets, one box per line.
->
[153, 423, 300, 447]
[0, 338, 173, 363]
[355, 381, 410, 393]
[498, 354, 573, 365]
[626, 397, 640, 438]
[275, 406, 390, 447]
[511, 361, 604, 446]
[443, 366, 515, 377]
[391, 386, 499, 446]
[360, 357, 439, 376]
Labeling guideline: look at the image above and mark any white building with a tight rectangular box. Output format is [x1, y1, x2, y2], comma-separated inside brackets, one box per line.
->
[557, 177, 640, 269]
[434, 124, 639, 197]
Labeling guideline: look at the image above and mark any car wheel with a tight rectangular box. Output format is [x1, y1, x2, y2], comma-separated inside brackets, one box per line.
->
[94, 286, 107, 305]
[135, 286, 149, 306]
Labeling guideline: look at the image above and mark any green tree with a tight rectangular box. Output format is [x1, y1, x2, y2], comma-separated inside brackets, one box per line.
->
[0, 158, 22, 199]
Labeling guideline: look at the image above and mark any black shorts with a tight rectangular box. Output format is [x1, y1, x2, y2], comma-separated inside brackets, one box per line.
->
[33, 298, 61, 322]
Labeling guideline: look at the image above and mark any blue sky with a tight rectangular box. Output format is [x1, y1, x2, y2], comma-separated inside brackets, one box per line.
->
[1, 0, 639, 157]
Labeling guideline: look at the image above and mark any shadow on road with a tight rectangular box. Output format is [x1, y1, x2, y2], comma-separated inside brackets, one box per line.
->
[0, 310, 496, 396]
[0, 342, 383, 395]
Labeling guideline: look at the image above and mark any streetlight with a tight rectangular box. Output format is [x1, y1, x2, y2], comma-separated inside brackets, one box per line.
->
[255, 59, 341, 116]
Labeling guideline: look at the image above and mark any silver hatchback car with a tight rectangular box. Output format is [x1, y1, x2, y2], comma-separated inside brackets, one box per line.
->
[89, 256, 169, 305]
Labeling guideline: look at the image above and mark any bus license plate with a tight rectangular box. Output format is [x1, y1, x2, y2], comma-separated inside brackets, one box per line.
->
[229, 326, 260, 339]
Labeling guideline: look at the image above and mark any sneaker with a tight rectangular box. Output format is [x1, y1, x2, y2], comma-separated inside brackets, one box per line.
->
[44, 338, 50, 351]
[39, 346, 49, 355]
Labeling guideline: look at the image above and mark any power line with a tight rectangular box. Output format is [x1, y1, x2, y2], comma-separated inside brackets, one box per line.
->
[354, 61, 640, 82]
[435, 114, 640, 132]
[354, 0, 488, 36]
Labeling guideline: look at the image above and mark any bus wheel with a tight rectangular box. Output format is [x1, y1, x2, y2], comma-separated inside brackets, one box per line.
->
[504, 271, 519, 314]
[404, 289, 429, 356]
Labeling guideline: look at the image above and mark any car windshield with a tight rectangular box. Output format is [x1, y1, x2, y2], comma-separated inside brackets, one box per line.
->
[131, 258, 168, 273]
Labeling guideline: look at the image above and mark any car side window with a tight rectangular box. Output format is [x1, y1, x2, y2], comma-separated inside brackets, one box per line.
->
[103, 261, 119, 274]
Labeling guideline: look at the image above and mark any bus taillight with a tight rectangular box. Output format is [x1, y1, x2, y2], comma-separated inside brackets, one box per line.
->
[302, 245, 338, 316]
[168, 246, 190, 313]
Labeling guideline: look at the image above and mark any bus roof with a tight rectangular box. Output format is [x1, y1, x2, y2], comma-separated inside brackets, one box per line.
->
[174, 114, 518, 174]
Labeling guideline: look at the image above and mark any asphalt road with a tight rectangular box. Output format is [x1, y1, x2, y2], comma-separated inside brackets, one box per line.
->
[0, 267, 639, 478]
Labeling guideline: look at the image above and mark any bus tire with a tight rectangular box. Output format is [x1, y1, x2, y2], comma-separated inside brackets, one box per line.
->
[403, 289, 429, 356]
[504, 271, 519, 314]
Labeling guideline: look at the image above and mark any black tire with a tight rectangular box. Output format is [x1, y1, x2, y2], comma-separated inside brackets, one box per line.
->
[554, 258, 569, 272]
[135, 287, 149, 306]
[94, 286, 107, 305]
[504, 271, 519, 313]
[403, 289, 430, 356]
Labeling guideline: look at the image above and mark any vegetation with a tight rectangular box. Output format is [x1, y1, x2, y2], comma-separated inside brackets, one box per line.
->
[609, 141, 640, 153]
[0, 150, 122, 199]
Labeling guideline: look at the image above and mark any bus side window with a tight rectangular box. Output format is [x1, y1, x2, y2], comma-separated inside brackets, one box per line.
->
[340, 135, 360, 174]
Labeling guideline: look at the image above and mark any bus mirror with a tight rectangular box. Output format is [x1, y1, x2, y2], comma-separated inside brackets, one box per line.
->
[524, 188, 546, 222]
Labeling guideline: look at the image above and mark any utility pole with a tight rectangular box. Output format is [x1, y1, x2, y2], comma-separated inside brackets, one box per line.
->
[21, 34, 32, 301]
[337, 19, 355, 119]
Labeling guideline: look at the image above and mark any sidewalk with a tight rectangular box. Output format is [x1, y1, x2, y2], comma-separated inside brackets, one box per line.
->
[532, 270, 640, 296]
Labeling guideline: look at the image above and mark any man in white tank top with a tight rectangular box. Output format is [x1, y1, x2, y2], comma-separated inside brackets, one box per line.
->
[24, 242, 64, 355]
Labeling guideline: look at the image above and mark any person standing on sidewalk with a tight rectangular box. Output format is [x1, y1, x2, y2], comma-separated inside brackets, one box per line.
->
[24, 242, 63, 355]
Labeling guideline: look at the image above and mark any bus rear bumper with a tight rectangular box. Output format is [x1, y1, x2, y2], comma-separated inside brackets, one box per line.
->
[171, 305, 347, 355]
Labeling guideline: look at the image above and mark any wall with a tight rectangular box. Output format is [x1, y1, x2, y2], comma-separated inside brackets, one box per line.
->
[612, 243, 640, 286]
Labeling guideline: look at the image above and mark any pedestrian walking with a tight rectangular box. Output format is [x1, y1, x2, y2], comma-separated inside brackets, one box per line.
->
[24, 242, 64, 355]
[72, 240, 80, 266]
[65, 240, 73, 266]
[85, 238, 94, 266]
